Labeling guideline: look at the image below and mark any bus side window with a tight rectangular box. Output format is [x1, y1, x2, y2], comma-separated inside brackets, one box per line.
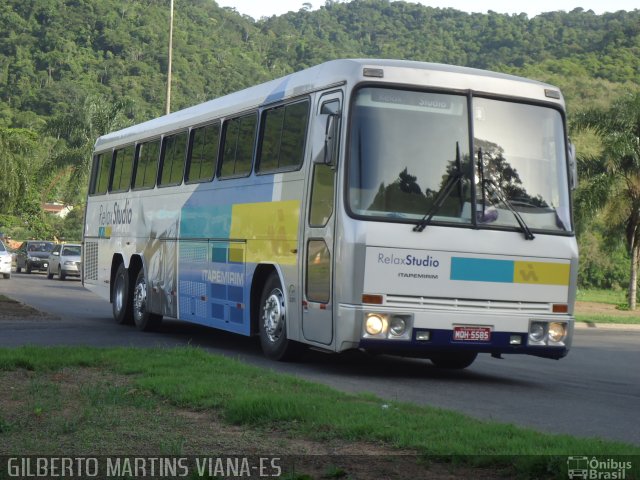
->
[90, 152, 112, 195]
[110, 144, 135, 192]
[306, 239, 331, 303]
[186, 122, 220, 183]
[159, 131, 188, 187]
[309, 164, 335, 227]
[88, 154, 101, 195]
[258, 100, 309, 173]
[219, 113, 257, 178]
[133, 140, 160, 190]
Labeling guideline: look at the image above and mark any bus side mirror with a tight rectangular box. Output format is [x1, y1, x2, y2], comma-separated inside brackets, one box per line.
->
[568, 142, 577, 190]
[316, 100, 341, 167]
[323, 114, 340, 167]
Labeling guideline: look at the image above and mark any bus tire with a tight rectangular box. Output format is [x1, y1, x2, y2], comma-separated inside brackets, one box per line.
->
[258, 272, 302, 361]
[430, 352, 477, 369]
[112, 263, 133, 325]
[132, 268, 162, 331]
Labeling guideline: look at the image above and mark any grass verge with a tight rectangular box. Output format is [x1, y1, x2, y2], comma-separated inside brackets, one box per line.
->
[0, 346, 638, 479]
[577, 288, 637, 306]
[575, 314, 640, 325]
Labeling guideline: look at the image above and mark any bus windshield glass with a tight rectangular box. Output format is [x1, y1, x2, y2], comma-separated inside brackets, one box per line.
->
[348, 87, 571, 234]
[473, 97, 571, 232]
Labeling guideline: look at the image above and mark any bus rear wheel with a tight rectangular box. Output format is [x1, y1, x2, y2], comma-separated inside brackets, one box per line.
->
[132, 269, 162, 331]
[112, 263, 133, 325]
[429, 352, 477, 369]
[258, 272, 302, 361]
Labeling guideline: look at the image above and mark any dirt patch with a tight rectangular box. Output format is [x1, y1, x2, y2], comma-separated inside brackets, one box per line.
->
[0, 368, 510, 479]
[0, 296, 57, 321]
[575, 301, 640, 317]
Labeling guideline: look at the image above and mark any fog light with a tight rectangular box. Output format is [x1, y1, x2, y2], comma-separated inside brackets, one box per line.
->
[416, 331, 430, 341]
[509, 334, 522, 345]
[529, 322, 546, 343]
[389, 317, 407, 336]
[365, 314, 387, 336]
[548, 322, 567, 343]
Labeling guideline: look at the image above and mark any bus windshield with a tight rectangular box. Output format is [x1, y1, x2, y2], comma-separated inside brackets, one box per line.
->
[348, 87, 571, 234]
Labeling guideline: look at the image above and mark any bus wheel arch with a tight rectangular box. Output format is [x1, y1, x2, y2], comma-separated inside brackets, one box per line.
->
[132, 267, 162, 331]
[111, 258, 133, 325]
[110, 255, 125, 303]
[253, 267, 302, 361]
[250, 264, 278, 336]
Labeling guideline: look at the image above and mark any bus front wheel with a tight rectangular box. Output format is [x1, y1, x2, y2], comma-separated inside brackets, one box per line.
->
[132, 269, 162, 331]
[429, 352, 477, 369]
[258, 272, 302, 361]
[112, 263, 133, 325]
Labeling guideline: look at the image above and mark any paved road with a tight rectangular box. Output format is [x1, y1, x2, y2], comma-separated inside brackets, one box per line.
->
[1, 273, 638, 446]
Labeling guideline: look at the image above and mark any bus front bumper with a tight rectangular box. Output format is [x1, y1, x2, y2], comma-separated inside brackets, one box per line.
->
[342, 306, 574, 360]
[359, 328, 570, 359]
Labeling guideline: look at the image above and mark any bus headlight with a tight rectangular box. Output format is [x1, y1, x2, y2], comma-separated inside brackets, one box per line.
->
[528, 320, 569, 346]
[529, 321, 547, 343]
[389, 316, 407, 337]
[365, 314, 387, 336]
[548, 322, 567, 343]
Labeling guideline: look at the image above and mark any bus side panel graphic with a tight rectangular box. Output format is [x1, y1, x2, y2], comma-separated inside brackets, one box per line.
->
[177, 197, 300, 333]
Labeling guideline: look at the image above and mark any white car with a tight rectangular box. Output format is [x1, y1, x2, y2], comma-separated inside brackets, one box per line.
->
[47, 243, 82, 280]
[0, 240, 11, 279]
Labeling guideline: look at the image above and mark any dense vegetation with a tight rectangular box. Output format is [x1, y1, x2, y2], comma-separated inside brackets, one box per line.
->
[0, 0, 638, 292]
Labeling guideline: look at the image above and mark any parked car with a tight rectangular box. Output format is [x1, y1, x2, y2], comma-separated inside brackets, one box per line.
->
[0, 240, 11, 279]
[47, 243, 82, 280]
[15, 240, 55, 274]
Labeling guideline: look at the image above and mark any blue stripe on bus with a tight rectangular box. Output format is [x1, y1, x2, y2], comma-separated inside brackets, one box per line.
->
[179, 180, 273, 238]
[450, 257, 514, 283]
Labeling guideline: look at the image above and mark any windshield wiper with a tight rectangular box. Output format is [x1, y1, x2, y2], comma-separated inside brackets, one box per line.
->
[481, 179, 535, 240]
[476, 148, 534, 240]
[414, 143, 463, 233]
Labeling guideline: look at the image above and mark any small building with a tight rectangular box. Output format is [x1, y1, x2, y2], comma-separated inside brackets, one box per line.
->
[42, 202, 74, 219]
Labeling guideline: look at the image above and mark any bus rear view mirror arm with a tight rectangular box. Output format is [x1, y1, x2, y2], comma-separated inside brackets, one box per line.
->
[318, 112, 341, 168]
[568, 142, 578, 190]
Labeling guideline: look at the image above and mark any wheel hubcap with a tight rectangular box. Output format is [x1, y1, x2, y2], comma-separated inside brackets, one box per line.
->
[133, 278, 147, 322]
[263, 289, 285, 343]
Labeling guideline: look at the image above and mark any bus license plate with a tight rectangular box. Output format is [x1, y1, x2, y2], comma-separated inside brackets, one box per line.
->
[453, 326, 491, 342]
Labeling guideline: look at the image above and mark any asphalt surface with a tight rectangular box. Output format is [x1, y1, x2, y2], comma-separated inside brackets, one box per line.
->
[0, 272, 639, 446]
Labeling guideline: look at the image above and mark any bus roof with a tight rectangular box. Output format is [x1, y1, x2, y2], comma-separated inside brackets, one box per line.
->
[94, 58, 564, 152]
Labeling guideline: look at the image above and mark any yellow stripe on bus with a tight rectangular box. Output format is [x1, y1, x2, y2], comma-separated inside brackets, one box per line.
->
[230, 200, 301, 265]
[513, 261, 570, 285]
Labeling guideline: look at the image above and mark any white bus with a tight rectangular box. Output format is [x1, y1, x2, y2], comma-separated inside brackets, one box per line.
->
[83, 59, 578, 368]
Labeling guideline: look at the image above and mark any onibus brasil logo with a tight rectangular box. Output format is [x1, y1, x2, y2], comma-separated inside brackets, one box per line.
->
[567, 457, 633, 479]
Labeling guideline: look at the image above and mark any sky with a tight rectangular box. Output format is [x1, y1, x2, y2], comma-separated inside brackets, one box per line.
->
[216, 0, 637, 20]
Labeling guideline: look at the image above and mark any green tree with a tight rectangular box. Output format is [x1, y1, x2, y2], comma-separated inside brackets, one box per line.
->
[45, 95, 133, 204]
[572, 92, 640, 309]
[0, 127, 38, 214]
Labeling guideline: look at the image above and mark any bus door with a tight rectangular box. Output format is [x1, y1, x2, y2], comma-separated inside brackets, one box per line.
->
[302, 91, 342, 345]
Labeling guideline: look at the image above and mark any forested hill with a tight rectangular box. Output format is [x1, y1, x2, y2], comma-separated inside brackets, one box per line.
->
[1, 0, 639, 128]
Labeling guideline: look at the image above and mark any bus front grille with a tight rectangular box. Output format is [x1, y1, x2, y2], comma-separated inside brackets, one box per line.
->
[384, 295, 552, 314]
